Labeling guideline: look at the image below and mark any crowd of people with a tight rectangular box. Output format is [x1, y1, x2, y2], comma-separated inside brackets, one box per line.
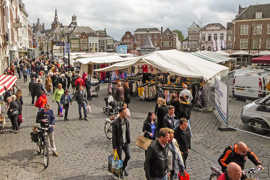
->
[1, 55, 264, 180]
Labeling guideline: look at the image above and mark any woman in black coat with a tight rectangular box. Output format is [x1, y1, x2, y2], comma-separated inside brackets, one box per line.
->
[7, 96, 20, 132]
[155, 98, 168, 131]
[142, 112, 157, 140]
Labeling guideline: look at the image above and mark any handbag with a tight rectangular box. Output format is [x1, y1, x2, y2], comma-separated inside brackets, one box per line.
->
[86, 104, 92, 114]
[18, 114, 23, 123]
[11, 110, 19, 116]
[136, 135, 152, 150]
[178, 170, 190, 180]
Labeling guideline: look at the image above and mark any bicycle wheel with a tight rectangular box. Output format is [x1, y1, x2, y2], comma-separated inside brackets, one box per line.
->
[104, 121, 112, 140]
[43, 138, 50, 168]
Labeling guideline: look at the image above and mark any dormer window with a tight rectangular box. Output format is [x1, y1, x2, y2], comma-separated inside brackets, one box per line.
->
[256, 12, 262, 19]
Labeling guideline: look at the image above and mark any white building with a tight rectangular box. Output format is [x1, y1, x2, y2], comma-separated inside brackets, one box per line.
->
[18, 0, 29, 57]
[200, 23, 227, 51]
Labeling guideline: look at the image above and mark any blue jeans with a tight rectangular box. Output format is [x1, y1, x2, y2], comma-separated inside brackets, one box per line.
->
[78, 102, 87, 118]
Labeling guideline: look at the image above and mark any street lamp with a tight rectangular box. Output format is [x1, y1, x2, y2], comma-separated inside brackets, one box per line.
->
[61, 21, 77, 66]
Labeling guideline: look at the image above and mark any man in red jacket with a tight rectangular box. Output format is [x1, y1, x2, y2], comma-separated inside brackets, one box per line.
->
[217, 162, 242, 180]
[75, 75, 85, 90]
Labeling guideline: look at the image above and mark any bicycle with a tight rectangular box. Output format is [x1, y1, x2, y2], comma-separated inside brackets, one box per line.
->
[209, 166, 263, 180]
[104, 115, 115, 140]
[30, 121, 50, 168]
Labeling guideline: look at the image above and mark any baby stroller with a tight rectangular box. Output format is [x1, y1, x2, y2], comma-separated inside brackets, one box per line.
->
[103, 96, 118, 116]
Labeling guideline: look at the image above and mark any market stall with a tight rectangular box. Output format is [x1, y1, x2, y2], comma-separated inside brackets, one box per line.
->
[251, 55, 270, 64]
[95, 50, 229, 101]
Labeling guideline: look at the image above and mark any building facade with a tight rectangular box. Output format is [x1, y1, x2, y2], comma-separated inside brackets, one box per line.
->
[134, 28, 161, 49]
[121, 31, 136, 52]
[160, 28, 177, 50]
[200, 23, 227, 51]
[232, 4, 270, 52]
[226, 22, 234, 50]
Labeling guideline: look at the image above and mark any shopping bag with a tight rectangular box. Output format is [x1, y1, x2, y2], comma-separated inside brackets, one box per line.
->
[136, 135, 152, 150]
[109, 150, 123, 177]
[59, 105, 63, 116]
[86, 104, 92, 114]
[18, 114, 23, 123]
[178, 170, 190, 180]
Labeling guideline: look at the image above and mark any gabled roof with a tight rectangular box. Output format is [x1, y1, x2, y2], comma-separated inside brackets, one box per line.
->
[201, 23, 226, 31]
[227, 22, 233, 30]
[135, 28, 160, 33]
[189, 22, 200, 30]
[234, 3, 270, 20]
[163, 28, 173, 34]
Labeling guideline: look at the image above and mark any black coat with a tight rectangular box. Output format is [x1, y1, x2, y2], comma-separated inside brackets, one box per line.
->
[163, 114, 176, 130]
[142, 119, 157, 140]
[178, 102, 192, 120]
[31, 83, 44, 97]
[144, 140, 169, 179]
[174, 127, 191, 153]
[112, 117, 130, 149]
[7, 101, 19, 117]
[156, 105, 168, 129]
[73, 90, 87, 104]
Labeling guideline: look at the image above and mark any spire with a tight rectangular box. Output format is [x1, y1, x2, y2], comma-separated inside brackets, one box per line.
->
[55, 8, 58, 18]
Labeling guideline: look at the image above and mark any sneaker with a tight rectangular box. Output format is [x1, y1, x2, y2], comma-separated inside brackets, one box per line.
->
[53, 152, 59, 157]
[79, 117, 82, 120]
[84, 117, 88, 121]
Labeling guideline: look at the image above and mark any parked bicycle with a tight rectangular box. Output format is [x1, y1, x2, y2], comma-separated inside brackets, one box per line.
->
[104, 115, 115, 140]
[209, 166, 263, 180]
[30, 121, 50, 168]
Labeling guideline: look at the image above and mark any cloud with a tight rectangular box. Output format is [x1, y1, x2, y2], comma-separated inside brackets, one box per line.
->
[23, 0, 270, 40]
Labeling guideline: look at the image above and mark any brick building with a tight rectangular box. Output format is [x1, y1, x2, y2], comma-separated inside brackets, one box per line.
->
[232, 4, 270, 52]
[160, 28, 177, 50]
[121, 31, 136, 52]
[134, 28, 161, 49]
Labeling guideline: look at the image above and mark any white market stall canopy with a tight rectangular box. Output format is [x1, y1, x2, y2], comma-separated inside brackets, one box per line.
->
[95, 50, 229, 80]
[77, 53, 134, 64]
[191, 51, 236, 64]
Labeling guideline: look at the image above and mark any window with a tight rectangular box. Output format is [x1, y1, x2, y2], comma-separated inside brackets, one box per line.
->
[252, 38, 261, 49]
[214, 34, 217, 40]
[240, 24, 248, 35]
[220, 33, 224, 40]
[267, 24, 270, 34]
[240, 39, 248, 49]
[256, 12, 262, 19]
[208, 34, 212, 41]
[201, 33, 206, 41]
[228, 35, 232, 41]
[266, 39, 270, 49]
[253, 24, 262, 35]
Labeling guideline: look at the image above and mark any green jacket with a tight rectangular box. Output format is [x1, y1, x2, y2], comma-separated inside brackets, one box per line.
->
[53, 88, 64, 102]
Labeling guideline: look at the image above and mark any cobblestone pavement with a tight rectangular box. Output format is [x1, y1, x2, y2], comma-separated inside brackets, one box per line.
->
[0, 79, 269, 180]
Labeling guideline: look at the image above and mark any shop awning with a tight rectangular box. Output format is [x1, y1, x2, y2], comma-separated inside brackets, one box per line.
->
[77, 54, 134, 64]
[191, 51, 235, 64]
[252, 55, 270, 64]
[0, 75, 17, 95]
[95, 50, 229, 80]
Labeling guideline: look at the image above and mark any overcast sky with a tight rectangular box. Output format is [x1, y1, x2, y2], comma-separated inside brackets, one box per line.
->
[23, 0, 270, 40]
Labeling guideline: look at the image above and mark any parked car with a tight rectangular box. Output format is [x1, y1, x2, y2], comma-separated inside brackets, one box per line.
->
[241, 94, 270, 134]
[233, 71, 270, 99]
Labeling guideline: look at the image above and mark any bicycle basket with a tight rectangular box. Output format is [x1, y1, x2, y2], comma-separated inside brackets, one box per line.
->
[30, 132, 39, 143]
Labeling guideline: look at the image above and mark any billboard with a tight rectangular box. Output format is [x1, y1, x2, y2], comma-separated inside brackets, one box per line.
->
[215, 78, 228, 125]
[116, 45, 128, 54]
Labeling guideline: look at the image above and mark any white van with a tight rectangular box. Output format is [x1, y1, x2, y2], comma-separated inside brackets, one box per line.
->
[233, 71, 270, 99]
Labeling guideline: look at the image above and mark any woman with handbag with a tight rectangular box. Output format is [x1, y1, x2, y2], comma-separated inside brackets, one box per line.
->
[7, 95, 20, 132]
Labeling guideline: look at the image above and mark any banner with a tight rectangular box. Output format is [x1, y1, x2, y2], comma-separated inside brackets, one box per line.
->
[116, 45, 128, 54]
[215, 78, 228, 125]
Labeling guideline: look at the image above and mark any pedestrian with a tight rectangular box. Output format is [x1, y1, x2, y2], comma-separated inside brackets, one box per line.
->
[167, 128, 185, 180]
[179, 84, 193, 104]
[35, 90, 48, 109]
[115, 81, 125, 107]
[15, 89, 23, 128]
[75, 74, 85, 91]
[123, 81, 131, 106]
[29, 77, 36, 104]
[155, 98, 168, 132]
[144, 128, 170, 180]
[45, 74, 53, 94]
[36, 104, 58, 157]
[112, 107, 131, 177]
[22, 66, 28, 83]
[85, 76, 92, 100]
[16, 64, 21, 79]
[163, 105, 176, 130]
[53, 83, 64, 117]
[143, 112, 157, 140]
[60, 90, 72, 121]
[217, 162, 242, 180]
[174, 118, 191, 168]
[73, 86, 88, 120]
[123, 103, 131, 119]
[7, 96, 19, 133]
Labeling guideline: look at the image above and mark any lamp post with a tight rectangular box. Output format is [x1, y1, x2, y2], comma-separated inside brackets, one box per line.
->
[61, 22, 77, 66]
